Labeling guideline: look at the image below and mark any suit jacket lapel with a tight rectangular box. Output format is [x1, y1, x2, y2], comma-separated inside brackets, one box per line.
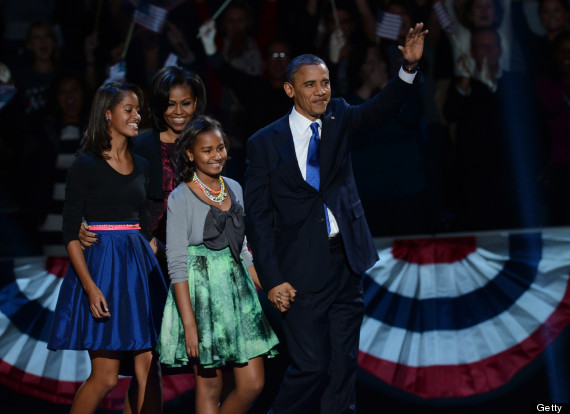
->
[271, 115, 314, 190]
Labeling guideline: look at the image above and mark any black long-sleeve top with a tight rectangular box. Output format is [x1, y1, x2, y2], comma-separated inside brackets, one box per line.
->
[62, 151, 150, 246]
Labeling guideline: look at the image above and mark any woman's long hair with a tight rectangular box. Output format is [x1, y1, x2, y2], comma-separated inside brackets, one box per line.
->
[149, 66, 206, 132]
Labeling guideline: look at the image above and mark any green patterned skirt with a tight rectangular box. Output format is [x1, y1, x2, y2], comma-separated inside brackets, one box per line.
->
[157, 244, 278, 368]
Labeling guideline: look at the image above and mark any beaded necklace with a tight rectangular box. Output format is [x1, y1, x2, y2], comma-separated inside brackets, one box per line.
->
[193, 173, 227, 205]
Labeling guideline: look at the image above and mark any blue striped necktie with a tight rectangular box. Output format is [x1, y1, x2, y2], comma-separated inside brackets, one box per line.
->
[306, 122, 331, 233]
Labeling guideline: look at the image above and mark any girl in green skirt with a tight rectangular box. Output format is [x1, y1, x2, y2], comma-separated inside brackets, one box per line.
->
[157, 115, 284, 413]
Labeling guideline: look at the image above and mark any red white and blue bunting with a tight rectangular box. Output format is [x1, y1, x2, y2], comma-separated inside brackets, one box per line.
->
[2, 229, 570, 405]
[359, 229, 570, 398]
[0, 256, 193, 409]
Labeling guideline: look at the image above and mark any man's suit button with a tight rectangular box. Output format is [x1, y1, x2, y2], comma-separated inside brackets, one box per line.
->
[318, 218, 325, 222]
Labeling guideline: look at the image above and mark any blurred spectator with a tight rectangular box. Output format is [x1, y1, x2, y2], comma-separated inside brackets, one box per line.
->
[200, 19, 291, 136]
[439, 0, 512, 76]
[405, 0, 438, 25]
[512, 0, 570, 78]
[536, 31, 570, 225]
[199, 19, 291, 181]
[10, 20, 61, 115]
[343, 44, 435, 236]
[35, 73, 89, 256]
[0, 0, 559, 241]
[315, 0, 370, 96]
[0, 61, 16, 110]
[434, 0, 511, 121]
[1, 73, 89, 255]
[125, 22, 204, 96]
[0, 0, 55, 62]
[194, 0, 278, 181]
[443, 27, 545, 230]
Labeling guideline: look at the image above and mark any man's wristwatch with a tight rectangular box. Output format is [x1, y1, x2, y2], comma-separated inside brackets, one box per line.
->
[402, 62, 420, 74]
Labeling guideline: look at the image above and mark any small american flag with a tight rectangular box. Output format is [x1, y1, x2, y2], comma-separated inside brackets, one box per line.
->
[0, 84, 16, 110]
[433, 1, 453, 34]
[105, 60, 127, 84]
[375, 12, 402, 41]
[163, 53, 179, 68]
[133, 0, 168, 33]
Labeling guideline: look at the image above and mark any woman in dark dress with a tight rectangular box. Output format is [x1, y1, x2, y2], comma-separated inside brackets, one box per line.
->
[48, 81, 167, 414]
[135, 66, 207, 246]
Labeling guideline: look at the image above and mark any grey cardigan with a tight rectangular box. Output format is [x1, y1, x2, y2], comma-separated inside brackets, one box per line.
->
[166, 177, 254, 284]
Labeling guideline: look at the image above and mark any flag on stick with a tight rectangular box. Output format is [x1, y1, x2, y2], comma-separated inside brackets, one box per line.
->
[164, 53, 179, 68]
[94, 0, 104, 30]
[196, 0, 233, 39]
[105, 60, 127, 84]
[0, 84, 16, 110]
[433, 1, 453, 34]
[330, 0, 340, 29]
[133, 0, 169, 33]
[375, 12, 402, 41]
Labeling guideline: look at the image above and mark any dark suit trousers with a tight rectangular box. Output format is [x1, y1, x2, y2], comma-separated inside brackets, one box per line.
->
[270, 236, 365, 414]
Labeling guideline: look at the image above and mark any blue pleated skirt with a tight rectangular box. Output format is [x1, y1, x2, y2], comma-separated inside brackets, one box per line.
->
[47, 222, 167, 351]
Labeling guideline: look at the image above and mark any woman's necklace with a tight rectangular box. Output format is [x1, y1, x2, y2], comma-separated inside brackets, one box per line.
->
[193, 173, 227, 205]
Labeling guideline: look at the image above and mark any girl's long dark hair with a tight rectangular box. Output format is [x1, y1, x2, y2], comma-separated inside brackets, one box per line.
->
[79, 82, 143, 158]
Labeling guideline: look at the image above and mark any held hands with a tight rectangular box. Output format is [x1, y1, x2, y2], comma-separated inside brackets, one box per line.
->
[86, 285, 110, 318]
[398, 22, 428, 67]
[268, 282, 296, 313]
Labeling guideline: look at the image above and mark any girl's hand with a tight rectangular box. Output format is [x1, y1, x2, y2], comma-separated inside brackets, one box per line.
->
[276, 290, 293, 311]
[184, 324, 199, 359]
[86, 286, 110, 318]
[268, 283, 296, 313]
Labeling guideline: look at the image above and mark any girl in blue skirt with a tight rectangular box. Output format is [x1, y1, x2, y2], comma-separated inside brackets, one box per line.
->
[48, 82, 167, 414]
[157, 116, 283, 413]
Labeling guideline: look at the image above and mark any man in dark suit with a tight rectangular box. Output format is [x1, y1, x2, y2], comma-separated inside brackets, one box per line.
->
[244, 23, 427, 414]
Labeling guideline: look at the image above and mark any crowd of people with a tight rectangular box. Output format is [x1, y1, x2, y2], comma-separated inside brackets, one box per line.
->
[1, 0, 569, 242]
[0, 0, 567, 413]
